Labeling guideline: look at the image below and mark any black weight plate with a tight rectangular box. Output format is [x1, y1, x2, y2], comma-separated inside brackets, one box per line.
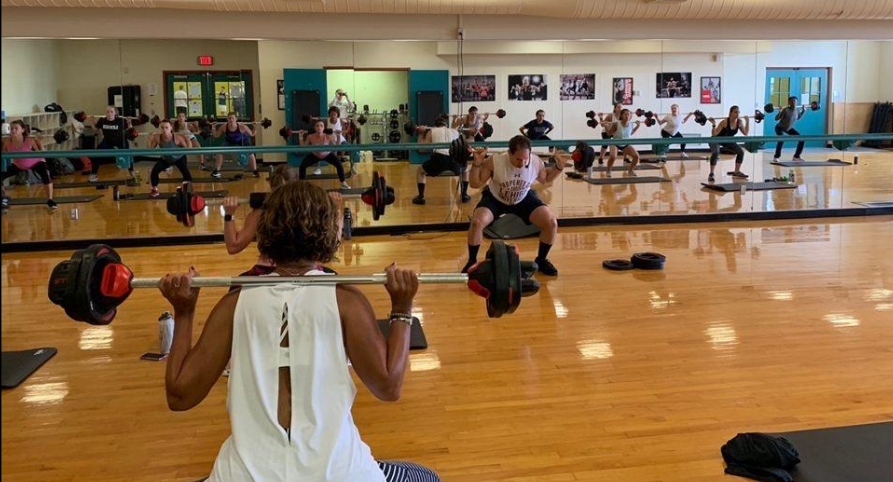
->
[602, 259, 635, 271]
[630, 252, 666, 270]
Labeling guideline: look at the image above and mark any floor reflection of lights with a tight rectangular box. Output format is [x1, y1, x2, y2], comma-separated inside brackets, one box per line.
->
[705, 322, 738, 351]
[649, 291, 677, 310]
[79, 326, 113, 350]
[823, 313, 860, 328]
[553, 300, 569, 319]
[577, 339, 614, 360]
[875, 303, 893, 312]
[768, 291, 793, 301]
[410, 352, 441, 372]
[864, 289, 892, 302]
[21, 382, 69, 405]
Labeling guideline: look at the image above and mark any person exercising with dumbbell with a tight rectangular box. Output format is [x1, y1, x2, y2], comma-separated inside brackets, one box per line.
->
[707, 105, 750, 182]
[85, 106, 133, 182]
[174, 112, 205, 170]
[605, 109, 642, 177]
[463, 136, 567, 276]
[656, 104, 694, 159]
[157, 181, 441, 482]
[598, 103, 624, 164]
[297, 119, 350, 189]
[773, 96, 807, 162]
[1, 120, 56, 210]
[212, 113, 259, 180]
[412, 115, 468, 205]
[148, 120, 192, 199]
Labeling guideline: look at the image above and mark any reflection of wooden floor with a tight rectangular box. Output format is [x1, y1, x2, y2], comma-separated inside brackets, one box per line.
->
[2, 218, 892, 481]
[2, 148, 891, 243]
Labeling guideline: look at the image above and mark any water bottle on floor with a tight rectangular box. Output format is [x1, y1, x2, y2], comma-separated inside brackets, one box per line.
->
[343, 207, 353, 240]
[158, 311, 174, 355]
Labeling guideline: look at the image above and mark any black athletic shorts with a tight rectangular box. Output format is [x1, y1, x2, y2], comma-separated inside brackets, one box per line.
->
[475, 188, 546, 225]
[422, 153, 464, 176]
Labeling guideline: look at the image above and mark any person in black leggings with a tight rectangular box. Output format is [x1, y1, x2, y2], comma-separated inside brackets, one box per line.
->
[148, 119, 192, 198]
[297, 119, 349, 188]
[86, 106, 132, 182]
[1, 120, 56, 210]
[707, 105, 751, 182]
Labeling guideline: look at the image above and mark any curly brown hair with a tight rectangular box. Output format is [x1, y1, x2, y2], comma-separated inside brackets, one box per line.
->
[268, 164, 299, 190]
[256, 182, 340, 264]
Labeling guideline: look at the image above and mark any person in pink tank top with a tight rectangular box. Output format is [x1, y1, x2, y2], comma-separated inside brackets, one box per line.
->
[2, 120, 56, 210]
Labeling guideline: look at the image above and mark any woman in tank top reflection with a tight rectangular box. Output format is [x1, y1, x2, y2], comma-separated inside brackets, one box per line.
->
[157, 182, 441, 482]
[147, 119, 191, 198]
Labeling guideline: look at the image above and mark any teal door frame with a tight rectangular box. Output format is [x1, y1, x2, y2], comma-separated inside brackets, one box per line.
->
[764, 68, 830, 148]
[408, 70, 449, 164]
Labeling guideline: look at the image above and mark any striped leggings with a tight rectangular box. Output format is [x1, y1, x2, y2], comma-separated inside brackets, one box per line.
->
[379, 460, 441, 481]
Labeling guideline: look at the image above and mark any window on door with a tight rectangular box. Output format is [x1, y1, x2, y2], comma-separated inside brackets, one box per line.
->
[769, 76, 791, 107]
[165, 71, 254, 121]
[800, 76, 822, 105]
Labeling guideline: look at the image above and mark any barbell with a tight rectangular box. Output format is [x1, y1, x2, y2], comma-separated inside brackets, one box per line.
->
[165, 171, 394, 227]
[449, 109, 507, 119]
[73, 111, 151, 126]
[47, 241, 540, 324]
[763, 101, 820, 114]
[197, 116, 273, 130]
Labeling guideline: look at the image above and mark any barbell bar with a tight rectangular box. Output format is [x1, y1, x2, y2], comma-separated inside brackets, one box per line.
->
[47, 241, 540, 323]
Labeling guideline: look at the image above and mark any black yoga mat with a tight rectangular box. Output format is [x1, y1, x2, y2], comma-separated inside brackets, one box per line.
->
[591, 164, 661, 172]
[774, 422, 893, 482]
[2, 348, 57, 388]
[771, 160, 852, 167]
[585, 176, 670, 185]
[8, 195, 102, 205]
[118, 190, 227, 201]
[54, 179, 137, 189]
[483, 214, 541, 240]
[377, 318, 428, 350]
[154, 176, 243, 184]
[702, 181, 796, 192]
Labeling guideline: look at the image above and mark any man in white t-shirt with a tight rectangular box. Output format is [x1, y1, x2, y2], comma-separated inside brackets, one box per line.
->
[412, 115, 466, 205]
[174, 87, 188, 116]
[328, 89, 355, 119]
[463, 135, 568, 276]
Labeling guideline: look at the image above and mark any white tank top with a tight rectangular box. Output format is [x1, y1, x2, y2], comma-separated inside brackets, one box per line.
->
[615, 121, 634, 140]
[326, 118, 346, 144]
[489, 152, 543, 205]
[209, 272, 385, 482]
[661, 114, 680, 135]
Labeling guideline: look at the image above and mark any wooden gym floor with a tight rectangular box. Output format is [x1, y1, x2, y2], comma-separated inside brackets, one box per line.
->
[2, 217, 892, 481]
[2, 147, 891, 244]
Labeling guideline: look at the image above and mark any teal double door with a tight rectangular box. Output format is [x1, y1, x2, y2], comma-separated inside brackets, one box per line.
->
[764, 68, 828, 147]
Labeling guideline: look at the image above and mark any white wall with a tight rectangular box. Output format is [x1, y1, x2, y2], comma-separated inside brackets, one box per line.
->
[880, 41, 893, 101]
[1, 39, 61, 116]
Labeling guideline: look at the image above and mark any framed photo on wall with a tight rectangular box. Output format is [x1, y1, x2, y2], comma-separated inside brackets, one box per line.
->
[656, 72, 692, 98]
[700, 77, 721, 104]
[451, 75, 496, 103]
[277, 80, 285, 110]
[560, 74, 595, 101]
[612, 78, 634, 105]
[508, 74, 548, 101]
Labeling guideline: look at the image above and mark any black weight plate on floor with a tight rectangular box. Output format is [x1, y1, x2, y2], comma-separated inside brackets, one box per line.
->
[602, 259, 635, 271]
[630, 252, 666, 270]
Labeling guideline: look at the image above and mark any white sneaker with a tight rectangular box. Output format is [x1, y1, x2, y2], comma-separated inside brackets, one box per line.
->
[88, 174, 99, 182]
[792, 156, 805, 162]
[681, 152, 689, 158]
[313, 168, 322, 176]
[341, 182, 351, 189]
[773, 156, 781, 162]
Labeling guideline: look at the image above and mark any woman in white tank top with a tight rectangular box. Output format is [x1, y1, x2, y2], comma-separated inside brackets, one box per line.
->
[605, 108, 642, 177]
[158, 182, 440, 482]
[655, 104, 694, 158]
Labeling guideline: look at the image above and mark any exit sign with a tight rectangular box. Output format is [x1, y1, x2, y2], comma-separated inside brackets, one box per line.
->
[197, 56, 214, 66]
